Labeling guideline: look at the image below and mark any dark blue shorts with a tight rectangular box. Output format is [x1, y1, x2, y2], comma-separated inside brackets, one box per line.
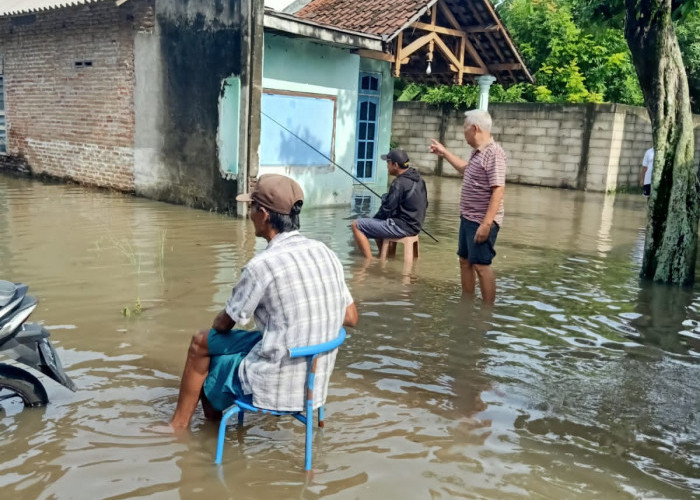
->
[457, 218, 499, 265]
[355, 217, 411, 239]
[203, 329, 262, 411]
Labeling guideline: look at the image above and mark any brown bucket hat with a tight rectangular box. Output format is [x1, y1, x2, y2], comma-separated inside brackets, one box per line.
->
[236, 174, 304, 215]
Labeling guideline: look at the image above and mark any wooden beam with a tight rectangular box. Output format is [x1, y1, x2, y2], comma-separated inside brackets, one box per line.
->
[357, 49, 395, 63]
[480, 0, 532, 82]
[432, 34, 460, 69]
[399, 33, 435, 60]
[450, 64, 488, 75]
[437, 0, 462, 30]
[410, 21, 466, 38]
[458, 35, 465, 84]
[488, 63, 522, 71]
[394, 31, 403, 77]
[462, 25, 499, 33]
[463, 36, 488, 70]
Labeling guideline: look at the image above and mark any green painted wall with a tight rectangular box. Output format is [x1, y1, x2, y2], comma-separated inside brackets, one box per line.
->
[261, 32, 393, 206]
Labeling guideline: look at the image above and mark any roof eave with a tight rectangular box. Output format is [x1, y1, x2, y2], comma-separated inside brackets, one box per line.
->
[384, 0, 438, 43]
[0, 0, 129, 18]
[264, 9, 384, 51]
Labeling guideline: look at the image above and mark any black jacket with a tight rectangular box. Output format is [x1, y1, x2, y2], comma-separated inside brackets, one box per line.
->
[374, 167, 428, 235]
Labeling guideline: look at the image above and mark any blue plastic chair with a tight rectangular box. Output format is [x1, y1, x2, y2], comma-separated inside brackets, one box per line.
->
[215, 327, 346, 470]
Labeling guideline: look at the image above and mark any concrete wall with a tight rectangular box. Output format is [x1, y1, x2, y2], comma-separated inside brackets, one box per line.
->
[0, 0, 143, 190]
[0, 0, 258, 213]
[260, 32, 393, 207]
[392, 102, 700, 192]
[135, 0, 254, 211]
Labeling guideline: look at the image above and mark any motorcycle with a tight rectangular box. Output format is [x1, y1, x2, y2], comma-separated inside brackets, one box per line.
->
[0, 280, 76, 409]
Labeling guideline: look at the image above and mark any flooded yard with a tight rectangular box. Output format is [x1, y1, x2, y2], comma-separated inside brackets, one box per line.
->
[0, 174, 698, 499]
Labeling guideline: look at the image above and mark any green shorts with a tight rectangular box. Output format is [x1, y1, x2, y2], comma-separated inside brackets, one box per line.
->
[203, 329, 262, 411]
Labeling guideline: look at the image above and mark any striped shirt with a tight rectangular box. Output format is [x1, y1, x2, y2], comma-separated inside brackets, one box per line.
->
[460, 140, 507, 226]
[226, 231, 353, 412]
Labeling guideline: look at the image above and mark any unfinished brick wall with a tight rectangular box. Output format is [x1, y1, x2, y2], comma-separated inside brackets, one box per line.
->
[392, 102, 700, 192]
[0, 0, 151, 191]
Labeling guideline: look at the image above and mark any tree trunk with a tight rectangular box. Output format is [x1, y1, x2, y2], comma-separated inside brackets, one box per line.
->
[625, 0, 699, 285]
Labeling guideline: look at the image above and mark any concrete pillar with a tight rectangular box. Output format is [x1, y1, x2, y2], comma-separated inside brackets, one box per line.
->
[476, 75, 497, 111]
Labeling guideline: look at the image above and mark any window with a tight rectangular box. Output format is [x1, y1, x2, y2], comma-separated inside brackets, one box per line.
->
[0, 74, 5, 154]
[355, 72, 381, 182]
[259, 91, 336, 167]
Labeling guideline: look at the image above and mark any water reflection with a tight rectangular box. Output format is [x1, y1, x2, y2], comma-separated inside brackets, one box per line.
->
[0, 175, 698, 499]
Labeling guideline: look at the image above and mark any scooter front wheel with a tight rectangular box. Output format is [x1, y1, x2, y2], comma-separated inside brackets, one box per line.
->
[0, 363, 49, 408]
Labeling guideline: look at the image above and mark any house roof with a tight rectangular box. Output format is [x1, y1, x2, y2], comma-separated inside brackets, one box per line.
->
[0, 0, 108, 17]
[296, 0, 432, 38]
[295, 0, 533, 85]
[264, 9, 384, 51]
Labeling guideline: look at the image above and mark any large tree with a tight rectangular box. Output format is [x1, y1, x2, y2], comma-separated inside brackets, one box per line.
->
[575, 0, 699, 284]
[626, 0, 699, 284]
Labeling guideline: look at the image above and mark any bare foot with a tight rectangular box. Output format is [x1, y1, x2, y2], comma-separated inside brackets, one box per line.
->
[146, 423, 182, 434]
[169, 419, 190, 431]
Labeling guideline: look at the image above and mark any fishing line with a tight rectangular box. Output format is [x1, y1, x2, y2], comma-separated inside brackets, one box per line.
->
[261, 111, 439, 243]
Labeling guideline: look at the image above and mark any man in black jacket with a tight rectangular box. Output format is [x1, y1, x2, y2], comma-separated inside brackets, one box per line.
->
[352, 149, 428, 259]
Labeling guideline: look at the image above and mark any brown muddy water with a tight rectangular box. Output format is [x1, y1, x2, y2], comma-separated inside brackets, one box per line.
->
[0, 174, 698, 500]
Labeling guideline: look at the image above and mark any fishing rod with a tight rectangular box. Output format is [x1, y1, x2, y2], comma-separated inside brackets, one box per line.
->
[261, 111, 439, 243]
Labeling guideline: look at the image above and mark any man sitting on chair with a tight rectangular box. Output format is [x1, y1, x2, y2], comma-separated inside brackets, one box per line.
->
[170, 174, 358, 429]
[351, 149, 428, 259]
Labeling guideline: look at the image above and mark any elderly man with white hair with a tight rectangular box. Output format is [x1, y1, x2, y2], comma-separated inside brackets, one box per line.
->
[429, 109, 506, 304]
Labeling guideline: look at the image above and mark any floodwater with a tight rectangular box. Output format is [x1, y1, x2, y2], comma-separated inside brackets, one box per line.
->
[0, 174, 698, 500]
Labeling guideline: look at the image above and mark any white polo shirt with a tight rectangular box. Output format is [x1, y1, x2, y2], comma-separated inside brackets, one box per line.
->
[643, 148, 654, 185]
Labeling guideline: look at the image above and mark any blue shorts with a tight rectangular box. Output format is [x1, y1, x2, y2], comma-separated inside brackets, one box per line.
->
[203, 329, 262, 411]
[457, 218, 499, 265]
[356, 217, 411, 239]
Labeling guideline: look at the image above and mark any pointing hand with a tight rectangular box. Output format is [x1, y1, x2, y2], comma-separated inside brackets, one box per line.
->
[429, 138, 446, 157]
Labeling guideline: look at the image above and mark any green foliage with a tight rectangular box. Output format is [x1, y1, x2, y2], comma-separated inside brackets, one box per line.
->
[500, 0, 642, 105]
[569, 0, 699, 109]
[676, 12, 700, 113]
[396, 82, 427, 102]
[421, 84, 480, 108]
[393, 0, 696, 109]
[394, 81, 536, 109]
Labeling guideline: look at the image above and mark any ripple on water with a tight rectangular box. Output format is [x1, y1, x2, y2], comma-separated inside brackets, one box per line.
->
[0, 176, 698, 498]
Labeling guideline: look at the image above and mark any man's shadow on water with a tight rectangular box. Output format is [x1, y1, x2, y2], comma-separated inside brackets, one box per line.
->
[630, 280, 698, 354]
[442, 299, 494, 436]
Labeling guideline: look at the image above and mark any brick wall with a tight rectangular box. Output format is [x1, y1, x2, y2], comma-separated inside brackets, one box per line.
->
[0, 0, 151, 191]
[392, 102, 700, 192]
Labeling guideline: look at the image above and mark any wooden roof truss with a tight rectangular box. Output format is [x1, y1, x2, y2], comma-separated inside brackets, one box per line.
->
[386, 0, 531, 85]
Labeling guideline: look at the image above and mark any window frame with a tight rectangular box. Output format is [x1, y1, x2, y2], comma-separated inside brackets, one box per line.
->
[259, 89, 337, 168]
[354, 71, 382, 182]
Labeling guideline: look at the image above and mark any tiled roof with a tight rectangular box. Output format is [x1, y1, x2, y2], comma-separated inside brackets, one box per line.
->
[296, 0, 532, 85]
[0, 0, 111, 17]
[296, 0, 432, 38]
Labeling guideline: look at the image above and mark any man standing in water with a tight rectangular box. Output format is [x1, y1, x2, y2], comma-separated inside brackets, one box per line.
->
[639, 146, 654, 197]
[351, 148, 428, 259]
[429, 110, 506, 304]
[170, 174, 358, 429]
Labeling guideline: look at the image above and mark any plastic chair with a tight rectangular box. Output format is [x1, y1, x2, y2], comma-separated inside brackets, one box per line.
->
[215, 327, 347, 470]
[379, 235, 420, 267]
